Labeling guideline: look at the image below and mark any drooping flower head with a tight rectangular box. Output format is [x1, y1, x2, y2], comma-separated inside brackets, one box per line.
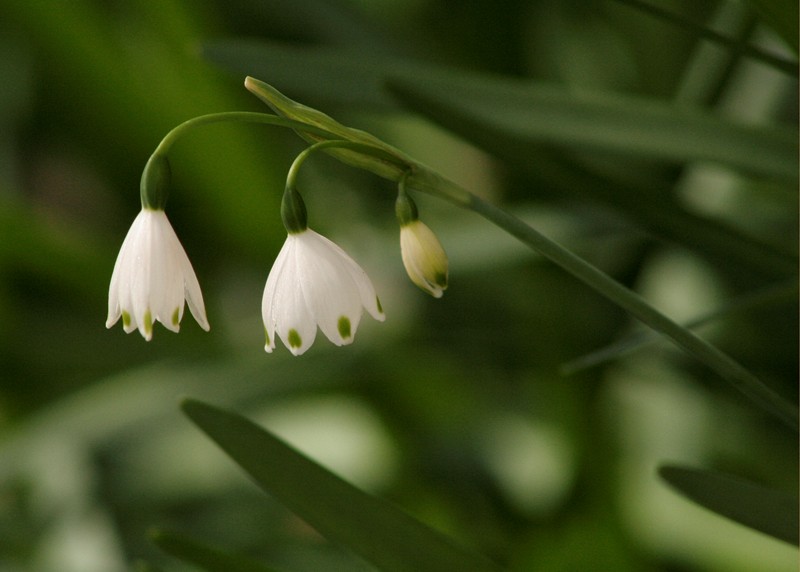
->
[262, 186, 384, 355]
[106, 153, 209, 340]
[396, 186, 448, 298]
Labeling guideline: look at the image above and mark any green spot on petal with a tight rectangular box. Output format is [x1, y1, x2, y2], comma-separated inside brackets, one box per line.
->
[264, 326, 271, 346]
[144, 310, 153, 336]
[376, 296, 383, 314]
[288, 328, 302, 349]
[122, 311, 131, 328]
[435, 272, 448, 288]
[338, 316, 352, 339]
[171, 308, 180, 326]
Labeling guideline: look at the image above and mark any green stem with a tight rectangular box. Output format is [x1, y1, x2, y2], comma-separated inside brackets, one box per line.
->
[151, 111, 339, 156]
[285, 139, 409, 190]
[407, 168, 798, 430]
[139, 112, 340, 208]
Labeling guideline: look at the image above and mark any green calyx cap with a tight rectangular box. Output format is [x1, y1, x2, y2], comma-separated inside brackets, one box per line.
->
[140, 153, 171, 210]
[281, 186, 308, 234]
[395, 187, 419, 227]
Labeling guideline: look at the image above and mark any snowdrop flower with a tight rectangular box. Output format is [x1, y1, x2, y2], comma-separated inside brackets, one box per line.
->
[262, 228, 385, 356]
[396, 185, 448, 298]
[106, 208, 209, 340]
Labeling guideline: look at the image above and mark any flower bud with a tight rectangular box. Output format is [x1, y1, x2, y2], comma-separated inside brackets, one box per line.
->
[399, 220, 449, 298]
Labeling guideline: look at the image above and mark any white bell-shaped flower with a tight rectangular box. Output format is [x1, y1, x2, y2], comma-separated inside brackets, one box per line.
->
[106, 208, 209, 340]
[400, 220, 449, 298]
[262, 228, 385, 355]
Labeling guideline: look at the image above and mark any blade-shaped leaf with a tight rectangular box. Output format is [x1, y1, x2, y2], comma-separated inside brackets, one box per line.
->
[658, 465, 799, 545]
[210, 37, 798, 180]
[610, 0, 797, 74]
[150, 529, 281, 572]
[386, 72, 797, 182]
[561, 280, 798, 374]
[181, 399, 504, 572]
[202, 40, 409, 110]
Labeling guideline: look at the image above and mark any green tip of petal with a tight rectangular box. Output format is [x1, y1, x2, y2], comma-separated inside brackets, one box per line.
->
[264, 326, 271, 346]
[435, 272, 448, 288]
[287, 328, 302, 349]
[376, 296, 383, 314]
[338, 316, 352, 340]
[122, 311, 132, 328]
[144, 310, 153, 339]
[171, 308, 180, 327]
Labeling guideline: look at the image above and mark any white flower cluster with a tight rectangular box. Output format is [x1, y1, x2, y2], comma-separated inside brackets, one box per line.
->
[107, 199, 447, 355]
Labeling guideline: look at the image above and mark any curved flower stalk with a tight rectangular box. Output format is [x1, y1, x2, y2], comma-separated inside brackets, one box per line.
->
[106, 208, 209, 340]
[262, 228, 385, 356]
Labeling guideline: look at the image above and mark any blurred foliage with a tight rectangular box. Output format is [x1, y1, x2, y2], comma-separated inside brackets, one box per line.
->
[0, 1, 797, 571]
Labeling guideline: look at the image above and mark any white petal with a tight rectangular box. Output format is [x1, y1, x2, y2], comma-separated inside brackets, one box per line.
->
[105, 208, 208, 340]
[274, 242, 317, 355]
[182, 253, 209, 331]
[260, 229, 384, 355]
[295, 230, 363, 346]
[307, 229, 385, 322]
[262, 236, 294, 352]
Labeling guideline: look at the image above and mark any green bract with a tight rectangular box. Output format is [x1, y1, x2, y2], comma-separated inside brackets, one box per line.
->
[245, 76, 412, 182]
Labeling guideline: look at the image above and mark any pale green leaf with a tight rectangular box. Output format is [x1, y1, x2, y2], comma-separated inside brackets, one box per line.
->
[181, 399, 504, 572]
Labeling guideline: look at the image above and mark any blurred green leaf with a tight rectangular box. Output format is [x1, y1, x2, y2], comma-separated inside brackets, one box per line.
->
[207, 38, 798, 180]
[386, 72, 797, 182]
[561, 279, 798, 374]
[151, 528, 282, 572]
[202, 39, 411, 110]
[181, 399, 504, 572]
[658, 465, 799, 545]
[610, 0, 797, 75]
[741, 0, 799, 52]
[0, 194, 110, 299]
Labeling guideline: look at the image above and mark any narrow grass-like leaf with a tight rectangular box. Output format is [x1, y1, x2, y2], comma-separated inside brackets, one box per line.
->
[386, 73, 797, 182]
[202, 40, 406, 110]
[561, 280, 798, 374]
[658, 465, 799, 545]
[204, 39, 797, 179]
[610, 0, 797, 75]
[150, 529, 281, 572]
[181, 399, 504, 572]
